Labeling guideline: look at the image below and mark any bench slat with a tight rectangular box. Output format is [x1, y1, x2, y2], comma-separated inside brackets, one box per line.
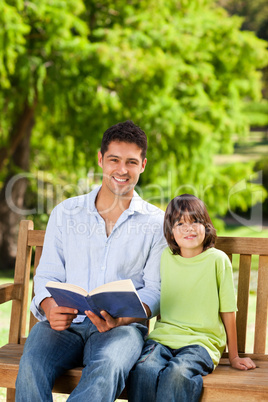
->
[27, 230, 45, 246]
[254, 255, 268, 354]
[0, 284, 22, 304]
[9, 221, 33, 344]
[236, 254, 251, 353]
[215, 237, 268, 256]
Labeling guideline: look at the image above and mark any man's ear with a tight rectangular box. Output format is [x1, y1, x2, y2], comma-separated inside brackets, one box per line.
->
[98, 151, 103, 168]
[140, 158, 147, 173]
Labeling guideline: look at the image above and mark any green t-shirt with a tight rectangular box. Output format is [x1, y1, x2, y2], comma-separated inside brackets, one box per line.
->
[148, 247, 237, 367]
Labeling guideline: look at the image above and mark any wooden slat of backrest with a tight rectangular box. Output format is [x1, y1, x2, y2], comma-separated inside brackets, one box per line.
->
[215, 237, 268, 356]
[29, 246, 43, 332]
[27, 230, 45, 246]
[9, 220, 34, 343]
[254, 255, 268, 354]
[215, 237, 268, 255]
[236, 254, 251, 353]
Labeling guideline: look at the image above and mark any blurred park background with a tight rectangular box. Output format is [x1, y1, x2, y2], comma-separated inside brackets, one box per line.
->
[1, 1, 268, 399]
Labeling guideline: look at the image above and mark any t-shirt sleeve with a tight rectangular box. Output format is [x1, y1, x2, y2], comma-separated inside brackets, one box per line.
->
[216, 252, 237, 313]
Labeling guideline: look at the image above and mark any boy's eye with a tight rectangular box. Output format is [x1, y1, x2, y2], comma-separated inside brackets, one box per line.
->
[173, 222, 183, 227]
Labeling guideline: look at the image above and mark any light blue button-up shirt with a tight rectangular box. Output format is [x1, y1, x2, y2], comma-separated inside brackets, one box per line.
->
[31, 186, 166, 322]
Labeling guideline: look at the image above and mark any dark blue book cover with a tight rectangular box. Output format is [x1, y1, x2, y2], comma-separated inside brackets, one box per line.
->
[46, 280, 147, 319]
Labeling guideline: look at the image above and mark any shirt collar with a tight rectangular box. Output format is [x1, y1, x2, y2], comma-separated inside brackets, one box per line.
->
[87, 185, 148, 215]
[128, 190, 148, 215]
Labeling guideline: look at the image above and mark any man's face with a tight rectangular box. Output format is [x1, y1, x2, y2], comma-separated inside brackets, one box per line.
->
[98, 141, 147, 197]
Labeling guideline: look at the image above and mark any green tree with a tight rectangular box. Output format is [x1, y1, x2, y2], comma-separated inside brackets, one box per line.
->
[218, 0, 268, 39]
[0, 0, 267, 269]
[0, 0, 91, 267]
[218, 0, 268, 99]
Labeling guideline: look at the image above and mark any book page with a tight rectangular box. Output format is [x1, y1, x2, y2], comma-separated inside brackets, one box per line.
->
[89, 279, 136, 296]
[46, 281, 88, 297]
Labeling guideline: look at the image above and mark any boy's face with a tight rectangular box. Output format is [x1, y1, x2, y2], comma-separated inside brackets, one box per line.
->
[172, 214, 206, 258]
[98, 140, 147, 197]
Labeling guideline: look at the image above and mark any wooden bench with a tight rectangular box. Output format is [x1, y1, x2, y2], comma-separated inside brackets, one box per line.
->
[0, 220, 268, 401]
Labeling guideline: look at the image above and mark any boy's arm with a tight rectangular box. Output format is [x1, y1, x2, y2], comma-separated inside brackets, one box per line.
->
[220, 312, 256, 370]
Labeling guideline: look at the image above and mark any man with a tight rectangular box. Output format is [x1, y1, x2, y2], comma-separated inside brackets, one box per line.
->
[16, 121, 166, 401]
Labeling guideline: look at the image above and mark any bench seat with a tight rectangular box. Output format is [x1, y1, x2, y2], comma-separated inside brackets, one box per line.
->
[0, 220, 268, 400]
[1, 344, 268, 400]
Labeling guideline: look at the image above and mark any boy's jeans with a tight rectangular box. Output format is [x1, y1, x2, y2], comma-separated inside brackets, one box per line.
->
[128, 340, 214, 402]
[15, 318, 147, 402]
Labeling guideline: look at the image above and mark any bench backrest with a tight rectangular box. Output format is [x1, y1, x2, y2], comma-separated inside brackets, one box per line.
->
[10, 220, 268, 356]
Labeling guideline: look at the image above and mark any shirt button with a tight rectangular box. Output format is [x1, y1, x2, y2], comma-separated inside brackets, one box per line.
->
[101, 266, 105, 271]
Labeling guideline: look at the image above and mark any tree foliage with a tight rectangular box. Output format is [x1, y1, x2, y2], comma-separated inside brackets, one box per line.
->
[218, 0, 268, 40]
[0, 0, 267, 268]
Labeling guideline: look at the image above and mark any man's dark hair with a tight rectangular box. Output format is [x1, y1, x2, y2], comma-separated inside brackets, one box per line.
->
[101, 121, 147, 160]
[164, 194, 217, 255]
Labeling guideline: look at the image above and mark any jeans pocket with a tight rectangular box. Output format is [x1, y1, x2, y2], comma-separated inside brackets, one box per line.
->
[136, 342, 157, 364]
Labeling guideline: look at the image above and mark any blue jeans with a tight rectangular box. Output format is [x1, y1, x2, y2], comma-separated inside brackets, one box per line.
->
[15, 318, 147, 402]
[128, 340, 214, 402]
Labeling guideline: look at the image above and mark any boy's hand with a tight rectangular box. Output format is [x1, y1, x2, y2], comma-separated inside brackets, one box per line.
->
[230, 356, 256, 370]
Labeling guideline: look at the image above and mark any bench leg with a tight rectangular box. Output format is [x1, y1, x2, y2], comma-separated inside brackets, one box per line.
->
[6, 388, 15, 402]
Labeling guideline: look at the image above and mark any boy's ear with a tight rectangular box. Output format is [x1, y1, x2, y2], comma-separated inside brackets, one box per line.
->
[98, 151, 103, 168]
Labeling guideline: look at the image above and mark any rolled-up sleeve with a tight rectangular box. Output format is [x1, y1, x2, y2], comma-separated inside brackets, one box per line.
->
[137, 216, 166, 318]
[30, 206, 66, 320]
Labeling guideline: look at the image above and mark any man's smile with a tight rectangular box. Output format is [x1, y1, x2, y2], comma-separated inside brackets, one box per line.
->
[113, 176, 129, 183]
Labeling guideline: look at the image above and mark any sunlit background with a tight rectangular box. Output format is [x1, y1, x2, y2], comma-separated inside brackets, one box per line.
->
[0, 1, 268, 399]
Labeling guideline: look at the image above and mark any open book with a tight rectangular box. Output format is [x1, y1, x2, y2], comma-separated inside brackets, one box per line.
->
[46, 279, 147, 319]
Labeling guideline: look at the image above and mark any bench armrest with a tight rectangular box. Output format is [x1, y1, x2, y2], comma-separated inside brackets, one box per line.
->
[0, 283, 23, 304]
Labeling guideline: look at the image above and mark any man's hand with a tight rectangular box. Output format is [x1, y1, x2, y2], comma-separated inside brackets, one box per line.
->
[41, 297, 78, 331]
[85, 303, 150, 333]
[85, 310, 124, 333]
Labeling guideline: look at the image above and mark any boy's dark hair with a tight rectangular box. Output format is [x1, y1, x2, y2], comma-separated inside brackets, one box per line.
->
[101, 120, 147, 160]
[164, 194, 217, 255]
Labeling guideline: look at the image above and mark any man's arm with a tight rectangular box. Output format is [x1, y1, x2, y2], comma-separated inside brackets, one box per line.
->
[136, 214, 166, 318]
[31, 206, 67, 321]
[41, 297, 78, 331]
[220, 312, 256, 370]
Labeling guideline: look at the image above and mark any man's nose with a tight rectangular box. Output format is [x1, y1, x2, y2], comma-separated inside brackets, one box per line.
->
[117, 162, 128, 175]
